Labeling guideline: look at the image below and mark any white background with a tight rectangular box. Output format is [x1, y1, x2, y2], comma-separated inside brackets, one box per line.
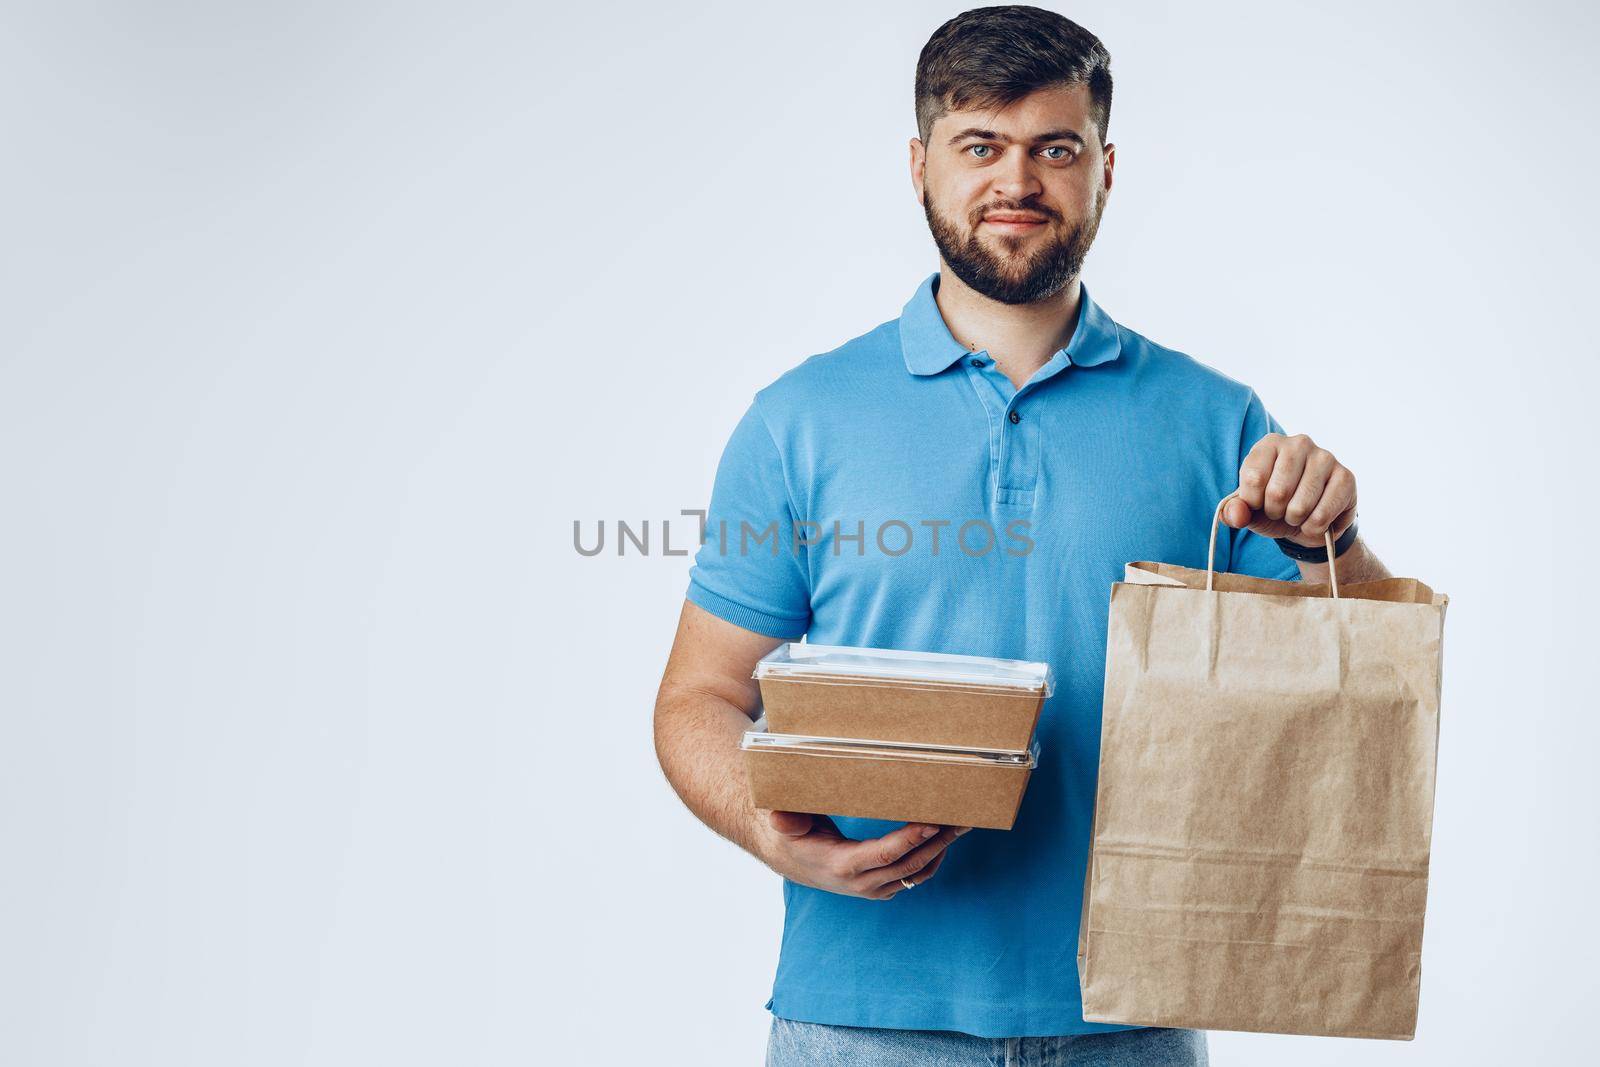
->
[2, 1, 1596, 1063]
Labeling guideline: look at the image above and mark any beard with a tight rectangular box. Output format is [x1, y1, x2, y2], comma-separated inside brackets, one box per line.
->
[922, 186, 1106, 305]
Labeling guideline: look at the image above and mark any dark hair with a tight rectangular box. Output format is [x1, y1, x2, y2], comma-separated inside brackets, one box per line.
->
[915, 6, 1113, 147]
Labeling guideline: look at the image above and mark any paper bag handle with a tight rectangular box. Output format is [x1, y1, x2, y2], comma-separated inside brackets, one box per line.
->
[1206, 492, 1339, 599]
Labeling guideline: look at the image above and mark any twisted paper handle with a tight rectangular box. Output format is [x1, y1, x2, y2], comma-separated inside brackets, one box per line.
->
[1206, 491, 1339, 599]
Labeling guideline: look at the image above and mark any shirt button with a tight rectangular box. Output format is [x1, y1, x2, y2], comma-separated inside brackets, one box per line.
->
[970, 358, 988, 368]
[1009, 410, 1022, 424]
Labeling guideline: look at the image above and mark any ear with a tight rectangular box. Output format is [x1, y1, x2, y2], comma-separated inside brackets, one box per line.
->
[1101, 142, 1116, 194]
[909, 137, 926, 206]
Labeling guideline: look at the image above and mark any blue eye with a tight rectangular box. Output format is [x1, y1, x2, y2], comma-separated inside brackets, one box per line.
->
[1040, 146, 1071, 161]
[969, 145, 994, 159]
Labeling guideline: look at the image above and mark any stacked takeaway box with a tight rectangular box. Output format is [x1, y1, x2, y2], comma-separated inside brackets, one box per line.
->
[740, 643, 1052, 830]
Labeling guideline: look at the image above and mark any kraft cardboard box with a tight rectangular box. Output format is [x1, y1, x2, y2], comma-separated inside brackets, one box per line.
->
[741, 721, 1039, 830]
[753, 644, 1052, 750]
[741, 644, 1054, 830]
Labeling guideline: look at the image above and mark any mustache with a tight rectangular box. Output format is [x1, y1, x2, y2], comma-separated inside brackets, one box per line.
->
[972, 202, 1061, 225]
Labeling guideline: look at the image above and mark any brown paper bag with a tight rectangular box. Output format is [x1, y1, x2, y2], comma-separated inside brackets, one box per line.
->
[1077, 496, 1448, 1040]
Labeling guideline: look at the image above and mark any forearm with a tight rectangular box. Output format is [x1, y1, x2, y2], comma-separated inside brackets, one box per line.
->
[653, 688, 772, 863]
[1295, 535, 1392, 585]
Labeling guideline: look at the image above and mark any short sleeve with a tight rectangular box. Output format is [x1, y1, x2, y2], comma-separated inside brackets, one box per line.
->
[1227, 390, 1303, 583]
[685, 399, 812, 638]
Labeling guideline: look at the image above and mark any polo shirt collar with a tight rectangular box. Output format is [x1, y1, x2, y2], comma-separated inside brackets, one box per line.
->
[899, 271, 1122, 376]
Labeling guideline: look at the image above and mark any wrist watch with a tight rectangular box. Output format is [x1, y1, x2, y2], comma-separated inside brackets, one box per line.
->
[1274, 518, 1359, 563]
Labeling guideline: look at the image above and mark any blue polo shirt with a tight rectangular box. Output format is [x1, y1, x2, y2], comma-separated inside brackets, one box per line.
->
[685, 272, 1301, 1038]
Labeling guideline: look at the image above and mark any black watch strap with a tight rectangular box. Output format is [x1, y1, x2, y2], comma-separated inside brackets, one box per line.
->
[1275, 518, 1359, 563]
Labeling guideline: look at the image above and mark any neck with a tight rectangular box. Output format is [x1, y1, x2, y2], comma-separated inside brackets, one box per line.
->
[933, 264, 1082, 390]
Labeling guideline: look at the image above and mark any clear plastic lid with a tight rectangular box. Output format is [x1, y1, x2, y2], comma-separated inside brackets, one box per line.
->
[753, 642, 1053, 695]
[741, 716, 1039, 766]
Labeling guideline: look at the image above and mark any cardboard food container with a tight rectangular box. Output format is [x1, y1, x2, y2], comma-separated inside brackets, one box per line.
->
[753, 643, 1053, 750]
[741, 718, 1040, 830]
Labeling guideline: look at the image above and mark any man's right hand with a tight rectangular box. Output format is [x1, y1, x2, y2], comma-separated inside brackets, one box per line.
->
[756, 810, 970, 900]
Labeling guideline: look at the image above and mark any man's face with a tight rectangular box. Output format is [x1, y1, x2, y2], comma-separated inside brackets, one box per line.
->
[912, 84, 1114, 305]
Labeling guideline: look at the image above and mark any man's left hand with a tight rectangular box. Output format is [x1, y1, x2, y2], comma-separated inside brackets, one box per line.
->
[1221, 433, 1356, 548]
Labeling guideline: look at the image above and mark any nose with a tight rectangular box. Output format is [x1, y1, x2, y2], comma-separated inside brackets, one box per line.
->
[990, 148, 1044, 204]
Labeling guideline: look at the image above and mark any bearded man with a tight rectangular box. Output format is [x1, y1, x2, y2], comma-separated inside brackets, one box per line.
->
[654, 7, 1391, 1064]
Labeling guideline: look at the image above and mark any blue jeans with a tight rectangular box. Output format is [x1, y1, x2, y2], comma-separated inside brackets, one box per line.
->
[766, 1016, 1208, 1066]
